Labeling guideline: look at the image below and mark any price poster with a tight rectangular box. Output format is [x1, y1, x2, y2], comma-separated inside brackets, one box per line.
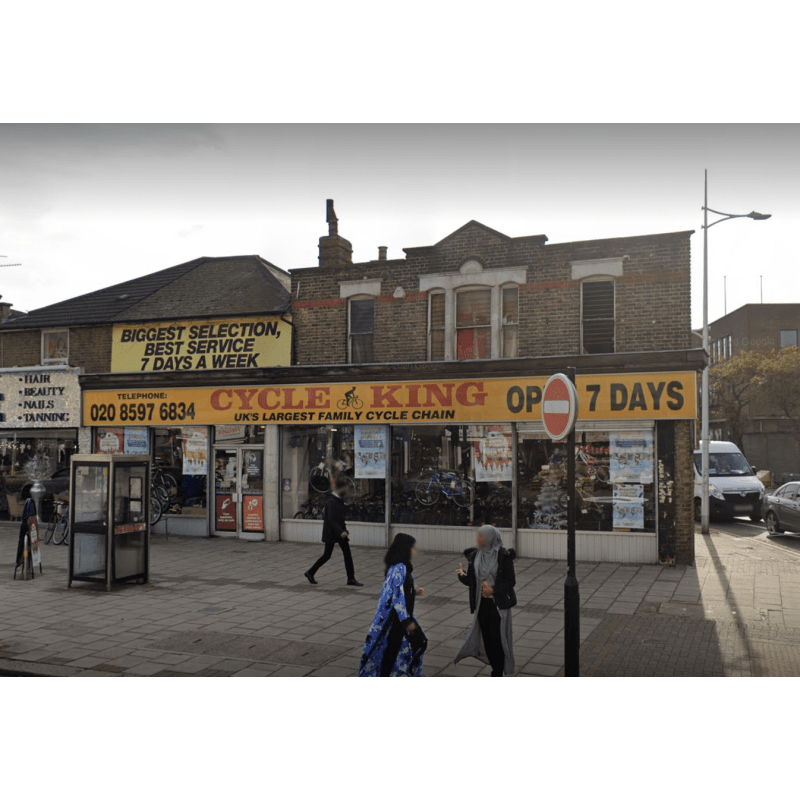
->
[355, 425, 387, 479]
[610, 430, 654, 483]
[182, 427, 208, 475]
[243, 496, 264, 531]
[474, 431, 513, 482]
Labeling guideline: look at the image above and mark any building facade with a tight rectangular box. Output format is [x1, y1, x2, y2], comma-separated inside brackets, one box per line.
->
[709, 303, 800, 480]
[280, 208, 702, 564]
[0, 255, 292, 538]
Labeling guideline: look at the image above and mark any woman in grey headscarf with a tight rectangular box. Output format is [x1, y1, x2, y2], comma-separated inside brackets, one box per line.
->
[454, 525, 516, 676]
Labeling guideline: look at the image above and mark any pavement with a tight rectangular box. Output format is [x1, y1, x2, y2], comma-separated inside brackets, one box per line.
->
[2, 520, 800, 677]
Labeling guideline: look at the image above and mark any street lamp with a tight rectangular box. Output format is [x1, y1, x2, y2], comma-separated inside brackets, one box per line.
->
[701, 169, 771, 536]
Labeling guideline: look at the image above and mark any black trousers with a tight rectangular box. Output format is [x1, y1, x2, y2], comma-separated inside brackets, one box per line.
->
[380, 617, 428, 676]
[478, 598, 505, 677]
[309, 536, 355, 580]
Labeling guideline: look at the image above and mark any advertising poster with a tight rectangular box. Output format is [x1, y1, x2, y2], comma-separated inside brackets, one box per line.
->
[245, 450, 262, 479]
[28, 514, 41, 569]
[123, 427, 149, 454]
[215, 495, 236, 530]
[610, 430, 654, 483]
[97, 428, 123, 453]
[355, 425, 386, 479]
[243, 496, 264, 532]
[613, 501, 645, 529]
[215, 424, 247, 441]
[182, 427, 208, 475]
[474, 431, 513, 482]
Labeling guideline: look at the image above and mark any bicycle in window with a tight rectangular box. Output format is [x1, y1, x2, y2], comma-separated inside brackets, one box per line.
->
[414, 470, 475, 508]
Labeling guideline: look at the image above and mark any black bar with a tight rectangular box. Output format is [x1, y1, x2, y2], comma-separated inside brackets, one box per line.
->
[565, 366, 580, 677]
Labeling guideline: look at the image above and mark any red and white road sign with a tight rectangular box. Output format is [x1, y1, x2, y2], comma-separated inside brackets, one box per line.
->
[542, 373, 579, 441]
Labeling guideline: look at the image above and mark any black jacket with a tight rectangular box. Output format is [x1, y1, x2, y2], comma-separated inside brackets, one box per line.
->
[321, 492, 348, 543]
[458, 547, 517, 613]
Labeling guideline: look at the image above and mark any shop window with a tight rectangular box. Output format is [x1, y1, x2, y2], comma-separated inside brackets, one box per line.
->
[281, 425, 386, 523]
[391, 424, 512, 528]
[42, 329, 69, 364]
[501, 285, 519, 358]
[456, 289, 491, 360]
[153, 427, 208, 515]
[429, 291, 445, 361]
[0, 430, 77, 519]
[781, 329, 798, 349]
[516, 426, 655, 533]
[349, 298, 375, 364]
[581, 279, 615, 354]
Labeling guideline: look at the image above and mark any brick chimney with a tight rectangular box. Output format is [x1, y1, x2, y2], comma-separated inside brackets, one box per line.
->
[378, 246, 387, 261]
[319, 199, 353, 268]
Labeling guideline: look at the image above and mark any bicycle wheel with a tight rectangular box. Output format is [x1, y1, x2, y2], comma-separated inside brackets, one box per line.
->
[336, 398, 349, 410]
[452, 479, 475, 508]
[351, 397, 363, 410]
[309, 466, 331, 493]
[415, 480, 441, 506]
[162, 473, 178, 495]
[53, 516, 69, 545]
[150, 495, 164, 526]
[44, 511, 58, 544]
[152, 485, 169, 506]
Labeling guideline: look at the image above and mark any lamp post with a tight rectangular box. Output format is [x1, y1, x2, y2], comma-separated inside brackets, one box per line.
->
[701, 170, 771, 535]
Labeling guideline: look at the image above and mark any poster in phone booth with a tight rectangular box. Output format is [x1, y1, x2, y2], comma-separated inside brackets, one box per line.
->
[215, 495, 236, 530]
[243, 496, 264, 531]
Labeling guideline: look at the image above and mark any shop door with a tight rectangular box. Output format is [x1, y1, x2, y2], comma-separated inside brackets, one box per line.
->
[214, 447, 265, 538]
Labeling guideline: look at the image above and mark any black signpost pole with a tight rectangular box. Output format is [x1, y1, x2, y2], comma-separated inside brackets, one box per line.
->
[565, 366, 580, 677]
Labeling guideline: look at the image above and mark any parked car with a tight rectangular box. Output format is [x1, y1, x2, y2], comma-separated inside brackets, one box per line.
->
[693, 441, 765, 522]
[18, 466, 71, 518]
[762, 482, 800, 534]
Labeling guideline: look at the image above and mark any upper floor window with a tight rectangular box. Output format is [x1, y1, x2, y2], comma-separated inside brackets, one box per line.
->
[429, 291, 445, 361]
[501, 286, 519, 358]
[42, 329, 69, 364]
[581, 279, 614, 354]
[349, 298, 374, 363]
[456, 289, 491, 360]
[780, 329, 798, 349]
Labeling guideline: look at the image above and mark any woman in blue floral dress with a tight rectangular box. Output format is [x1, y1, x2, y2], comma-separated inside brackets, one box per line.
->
[358, 533, 427, 677]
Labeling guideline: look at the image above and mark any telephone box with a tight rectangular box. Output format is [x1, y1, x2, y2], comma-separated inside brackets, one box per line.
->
[68, 454, 151, 592]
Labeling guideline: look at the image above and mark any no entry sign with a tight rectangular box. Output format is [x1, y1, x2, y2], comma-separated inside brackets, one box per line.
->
[542, 373, 578, 441]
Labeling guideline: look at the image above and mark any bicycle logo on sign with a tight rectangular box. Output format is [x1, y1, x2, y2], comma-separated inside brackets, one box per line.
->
[337, 387, 363, 410]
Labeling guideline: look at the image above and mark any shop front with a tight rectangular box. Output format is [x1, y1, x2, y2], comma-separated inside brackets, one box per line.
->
[1, 366, 83, 520]
[82, 367, 697, 562]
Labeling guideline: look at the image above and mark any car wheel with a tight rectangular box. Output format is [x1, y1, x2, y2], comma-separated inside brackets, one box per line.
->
[765, 511, 783, 534]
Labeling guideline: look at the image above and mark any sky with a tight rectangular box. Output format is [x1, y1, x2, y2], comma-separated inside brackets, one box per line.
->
[1, 123, 796, 330]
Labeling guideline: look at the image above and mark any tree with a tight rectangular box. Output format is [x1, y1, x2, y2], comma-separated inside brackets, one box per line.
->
[708, 350, 765, 449]
[760, 346, 800, 445]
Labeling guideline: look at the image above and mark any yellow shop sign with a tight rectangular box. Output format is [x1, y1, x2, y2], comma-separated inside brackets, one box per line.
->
[110, 316, 292, 373]
[83, 372, 697, 426]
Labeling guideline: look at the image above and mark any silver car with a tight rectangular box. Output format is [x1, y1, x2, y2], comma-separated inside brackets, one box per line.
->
[762, 482, 800, 534]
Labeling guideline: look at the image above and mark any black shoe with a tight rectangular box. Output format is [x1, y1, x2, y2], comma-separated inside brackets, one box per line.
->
[304, 571, 318, 585]
[347, 578, 363, 587]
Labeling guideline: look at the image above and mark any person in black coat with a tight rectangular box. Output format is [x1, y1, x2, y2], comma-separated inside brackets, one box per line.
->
[454, 525, 516, 676]
[304, 475, 363, 586]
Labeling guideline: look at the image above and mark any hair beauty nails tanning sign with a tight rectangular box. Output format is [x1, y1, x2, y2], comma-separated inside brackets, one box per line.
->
[110, 317, 292, 372]
[83, 372, 697, 427]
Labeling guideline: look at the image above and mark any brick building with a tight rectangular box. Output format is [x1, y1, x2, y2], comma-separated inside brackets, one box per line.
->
[709, 303, 800, 479]
[0, 255, 292, 536]
[281, 204, 703, 565]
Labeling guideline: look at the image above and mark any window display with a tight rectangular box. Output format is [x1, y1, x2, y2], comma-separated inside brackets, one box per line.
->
[94, 427, 150, 455]
[391, 425, 512, 528]
[516, 426, 655, 533]
[281, 425, 385, 523]
[153, 427, 208, 514]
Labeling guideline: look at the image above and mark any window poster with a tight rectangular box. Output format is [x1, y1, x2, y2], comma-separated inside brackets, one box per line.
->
[613, 484, 644, 529]
[355, 425, 387, 479]
[123, 427, 149, 455]
[474, 430, 513, 482]
[610, 430, 654, 483]
[97, 428, 123, 454]
[243, 496, 264, 532]
[182, 427, 208, 475]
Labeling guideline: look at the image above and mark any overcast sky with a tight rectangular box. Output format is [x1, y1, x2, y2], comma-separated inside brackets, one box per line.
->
[1, 124, 796, 329]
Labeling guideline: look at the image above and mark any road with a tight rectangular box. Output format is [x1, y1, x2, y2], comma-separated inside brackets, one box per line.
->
[710, 515, 800, 558]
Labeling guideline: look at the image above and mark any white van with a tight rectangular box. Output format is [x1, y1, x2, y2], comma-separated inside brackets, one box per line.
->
[693, 441, 765, 521]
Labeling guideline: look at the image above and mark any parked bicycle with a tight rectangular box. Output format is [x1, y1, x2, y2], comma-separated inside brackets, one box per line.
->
[151, 464, 178, 506]
[309, 458, 355, 501]
[44, 498, 70, 545]
[414, 471, 475, 508]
